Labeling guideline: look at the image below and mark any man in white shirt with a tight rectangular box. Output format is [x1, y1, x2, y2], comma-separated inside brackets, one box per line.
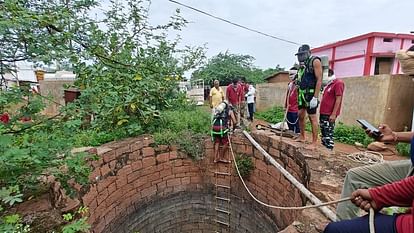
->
[245, 83, 256, 121]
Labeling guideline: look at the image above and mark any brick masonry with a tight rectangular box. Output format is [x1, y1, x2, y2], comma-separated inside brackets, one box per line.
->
[73, 132, 310, 233]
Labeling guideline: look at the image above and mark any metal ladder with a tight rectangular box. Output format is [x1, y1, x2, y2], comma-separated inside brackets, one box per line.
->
[214, 154, 232, 233]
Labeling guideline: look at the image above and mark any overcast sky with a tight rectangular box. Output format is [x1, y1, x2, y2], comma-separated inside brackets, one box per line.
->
[145, 0, 413, 70]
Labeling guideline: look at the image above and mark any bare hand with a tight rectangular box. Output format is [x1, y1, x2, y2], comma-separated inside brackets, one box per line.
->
[365, 124, 394, 142]
[329, 114, 337, 123]
[351, 189, 378, 212]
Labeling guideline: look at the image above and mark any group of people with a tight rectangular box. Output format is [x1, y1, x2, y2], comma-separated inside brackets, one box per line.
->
[208, 44, 414, 233]
[208, 77, 256, 163]
[285, 44, 345, 151]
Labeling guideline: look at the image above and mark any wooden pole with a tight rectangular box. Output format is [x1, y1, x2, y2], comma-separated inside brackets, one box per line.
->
[242, 130, 338, 221]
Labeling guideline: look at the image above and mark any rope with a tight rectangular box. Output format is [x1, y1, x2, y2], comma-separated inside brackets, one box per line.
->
[229, 135, 376, 232]
[228, 134, 351, 210]
[347, 151, 384, 165]
[227, 95, 377, 231]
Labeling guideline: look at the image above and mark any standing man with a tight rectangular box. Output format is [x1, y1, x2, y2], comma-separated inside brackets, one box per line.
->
[295, 44, 323, 150]
[209, 80, 225, 118]
[226, 79, 243, 127]
[245, 82, 256, 121]
[239, 77, 249, 123]
[319, 69, 345, 150]
[285, 67, 300, 133]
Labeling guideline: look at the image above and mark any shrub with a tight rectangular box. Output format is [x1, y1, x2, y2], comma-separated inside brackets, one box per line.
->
[334, 122, 373, 146]
[153, 107, 210, 159]
[255, 107, 374, 146]
[396, 143, 411, 157]
[255, 106, 285, 124]
[235, 155, 254, 178]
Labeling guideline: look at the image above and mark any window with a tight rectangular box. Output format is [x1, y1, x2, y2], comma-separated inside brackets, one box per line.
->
[383, 38, 393, 42]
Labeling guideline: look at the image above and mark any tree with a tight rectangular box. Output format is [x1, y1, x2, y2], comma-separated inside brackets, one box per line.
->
[0, 0, 206, 212]
[191, 51, 283, 86]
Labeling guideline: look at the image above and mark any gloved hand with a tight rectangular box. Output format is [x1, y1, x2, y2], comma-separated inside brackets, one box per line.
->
[309, 97, 318, 109]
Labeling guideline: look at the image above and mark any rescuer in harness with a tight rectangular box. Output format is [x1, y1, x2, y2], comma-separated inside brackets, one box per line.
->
[295, 44, 323, 150]
[211, 100, 236, 163]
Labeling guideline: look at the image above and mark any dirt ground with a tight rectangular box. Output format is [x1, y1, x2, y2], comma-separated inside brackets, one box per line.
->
[251, 119, 408, 233]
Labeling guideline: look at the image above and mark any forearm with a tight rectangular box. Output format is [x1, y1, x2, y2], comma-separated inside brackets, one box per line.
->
[331, 96, 342, 116]
[314, 78, 322, 97]
[369, 175, 414, 209]
[393, 131, 414, 143]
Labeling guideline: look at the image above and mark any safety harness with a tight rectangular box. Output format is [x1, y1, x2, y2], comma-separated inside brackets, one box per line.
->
[211, 110, 229, 141]
[296, 56, 319, 106]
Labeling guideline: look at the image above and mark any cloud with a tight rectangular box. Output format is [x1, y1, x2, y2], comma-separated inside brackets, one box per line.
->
[126, 0, 414, 70]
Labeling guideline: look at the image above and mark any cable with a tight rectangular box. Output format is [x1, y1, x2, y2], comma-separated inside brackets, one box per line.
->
[228, 134, 376, 233]
[168, 0, 301, 46]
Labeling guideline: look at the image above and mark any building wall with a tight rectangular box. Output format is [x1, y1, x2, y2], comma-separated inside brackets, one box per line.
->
[39, 78, 75, 116]
[313, 34, 414, 78]
[255, 74, 414, 131]
[312, 39, 367, 78]
[255, 82, 288, 111]
[266, 73, 290, 83]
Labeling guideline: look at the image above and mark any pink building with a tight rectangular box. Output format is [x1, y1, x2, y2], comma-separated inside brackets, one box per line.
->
[311, 32, 414, 78]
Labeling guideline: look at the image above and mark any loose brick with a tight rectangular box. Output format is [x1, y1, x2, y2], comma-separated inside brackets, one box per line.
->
[160, 168, 172, 178]
[181, 177, 190, 185]
[104, 206, 117, 225]
[116, 145, 130, 157]
[127, 170, 141, 183]
[131, 161, 143, 171]
[156, 152, 170, 163]
[174, 166, 191, 174]
[157, 181, 167, 190]
[100, 164, 111, 177]
[116, 175, 128, 189]
[117, 165, 132, 177]
[190, 176, 202, 184]
[129, 151, 141, 161]
[97, 189, 109, 205]
[140, 185, 157, 198]
[82, 190, 97, 207]
[255, 159, 267, 172]
[107, 182, 117, 194]
[142, 147, 155, 157]
[97, 176, 116, 192]
[169, 151, 178, 160]
[133, 177, 147, 189]
[166, 178, 181, 187]
[103, 150, 116, 163]
[106, 189, 123, 207]
[142, 157, 156, 167]
[131, 141, 143, 152]
[109, 160, 117, 170]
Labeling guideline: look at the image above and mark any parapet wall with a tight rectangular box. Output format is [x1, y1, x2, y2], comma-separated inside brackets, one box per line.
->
[72, 131, 310, 233]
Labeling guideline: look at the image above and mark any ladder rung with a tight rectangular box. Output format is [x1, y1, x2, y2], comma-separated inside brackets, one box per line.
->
[215, 220, 230, 226]
[215, 184, 230, 189]
[215, 208, 230, 214]
[215, 196, 230, 202]
[214, 171, 231, 176]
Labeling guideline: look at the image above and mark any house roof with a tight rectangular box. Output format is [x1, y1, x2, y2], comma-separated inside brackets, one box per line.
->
[265, 71, 289, 80]
[312, 32, 414, 53]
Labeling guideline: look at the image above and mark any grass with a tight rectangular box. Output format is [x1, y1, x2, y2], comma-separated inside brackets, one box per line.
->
[255, 107, 374, 146]
[152, 105, 211, 159]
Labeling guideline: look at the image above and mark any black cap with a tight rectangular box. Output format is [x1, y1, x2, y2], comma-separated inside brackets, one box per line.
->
[295, 44, 311, 55]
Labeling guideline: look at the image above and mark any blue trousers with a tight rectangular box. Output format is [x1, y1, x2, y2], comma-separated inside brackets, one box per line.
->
[324, 213, 397, 233]
[286, 111, 300, 133]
